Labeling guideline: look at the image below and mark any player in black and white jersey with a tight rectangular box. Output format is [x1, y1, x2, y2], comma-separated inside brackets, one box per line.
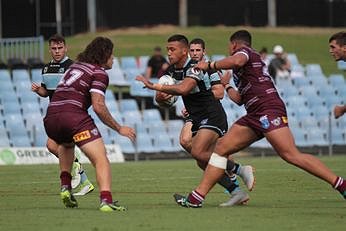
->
[136, 34, 254, 206]
[31, 34, 94, 196]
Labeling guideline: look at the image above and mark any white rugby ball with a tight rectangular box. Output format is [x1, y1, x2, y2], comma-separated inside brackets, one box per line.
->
[156, 75, 178, 107]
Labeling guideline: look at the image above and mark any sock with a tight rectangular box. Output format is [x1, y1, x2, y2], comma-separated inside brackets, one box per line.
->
[187, 190, 204, 205]
[333, 176, 346, 193]
[60, 171, 72, 190]
[218, 173, 238, 193]
[100, 191, 113, 204]
[226, 160, 241, 175]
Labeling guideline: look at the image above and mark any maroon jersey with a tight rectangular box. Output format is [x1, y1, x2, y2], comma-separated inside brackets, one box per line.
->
[47, 62, 109, 114]
[232, 46, 285, 114]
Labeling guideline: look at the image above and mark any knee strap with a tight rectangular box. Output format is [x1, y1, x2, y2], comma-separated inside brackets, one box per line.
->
[209, 153, 227, 169]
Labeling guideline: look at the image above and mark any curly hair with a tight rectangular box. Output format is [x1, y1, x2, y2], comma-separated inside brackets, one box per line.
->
[77, 37, 114, 65]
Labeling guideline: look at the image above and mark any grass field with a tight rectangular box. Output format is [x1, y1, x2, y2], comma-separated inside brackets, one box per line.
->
[56, 25, 346, 76]
[1, 156, 345, 231]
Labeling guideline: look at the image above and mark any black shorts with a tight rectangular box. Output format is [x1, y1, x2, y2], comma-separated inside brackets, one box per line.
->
[191, 111, 228, 137]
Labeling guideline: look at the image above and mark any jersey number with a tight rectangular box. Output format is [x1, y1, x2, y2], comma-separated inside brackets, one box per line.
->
[60, 69, 83, 86]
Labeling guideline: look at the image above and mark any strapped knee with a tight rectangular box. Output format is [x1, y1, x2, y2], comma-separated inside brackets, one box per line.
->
[209, 153, 227, 169]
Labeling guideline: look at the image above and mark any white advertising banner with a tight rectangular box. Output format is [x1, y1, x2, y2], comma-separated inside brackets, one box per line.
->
[0, 144, 124, 165]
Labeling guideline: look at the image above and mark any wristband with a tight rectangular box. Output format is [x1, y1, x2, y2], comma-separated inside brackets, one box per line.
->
[225, 85, 233, 92]
[214, 61, 217, 70]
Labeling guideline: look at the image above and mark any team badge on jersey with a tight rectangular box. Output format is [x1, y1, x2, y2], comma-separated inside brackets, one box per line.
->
[73, 130, 91, 142]
[259, 115, 270, 129]
[191, 67, 201, 75]
[270, 117, 281, 126]
[59, 67, 65, 73]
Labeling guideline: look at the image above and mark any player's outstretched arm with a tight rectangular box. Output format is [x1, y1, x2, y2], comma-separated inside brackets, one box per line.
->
[91, 92, 136, 141]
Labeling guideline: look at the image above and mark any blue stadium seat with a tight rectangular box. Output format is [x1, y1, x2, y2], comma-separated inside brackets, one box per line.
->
[285, 95, 308, 108]
[0, 89, 18, 104]
[317, 85, 337, 97]
[328, 74, 345, 86]
[327, 128, 345, 145]
[0, 131, 11, 147]
[12, 69, 31, 83]
[120, 56, 138, 70]
[211, 54, 226, 61]
[292, 77, 310, 88]
[31, 68, 42, 83]
[119, 99, 139, 112]
[142, 109, 162, 122]
[305, 64, 323, 76]
[306, 96, 325, 109]
[280, 85, 299, 99]
[0, 80, 15, 92]
[21, 101, 41, 115]
[287, 53, 300, 65]
[324, 95, 343, 109]
[290, 64, 305, 78]
[154, 135, 181, 152]
[299, 85, 318, 98]
[290, 127, 308, 147]
[122, 110, 142, 125]
[305, 128, 328, 146]
[251, 138, 271, 148]
[138, 55, 150, 73]
[311, 105, 330, 120]
[10, 134, 32, 147]
[130, 80, 154, 97]
[293, 107, 313, 119]
[307, 74, 328, 87]
[275, 78, 293, 89]
[2, 101, 22, 116]
[116, 135, 136, 154]
[0, 69, 12, 81]
[136, 135, 158, 153]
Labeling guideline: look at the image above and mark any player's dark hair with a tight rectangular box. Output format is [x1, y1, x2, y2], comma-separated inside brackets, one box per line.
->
[329, 32, 346, 46]
[168, 34, 189, 47]
[230, 30, 252, 47]
[189, 38, 205, 49]
[77, 37, 113, 65]
[48, 34, 66, 45]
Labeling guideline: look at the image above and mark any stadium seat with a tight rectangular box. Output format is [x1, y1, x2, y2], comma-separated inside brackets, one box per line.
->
[287, 53, 300, 66]
[154, 135, 181, 152]
[142, 109, 162, 122]
[138, 55, 150, 73]
[0, 132, 11, 147]
[328, 74, 345, 86]
[324, 95, 343, 109]
[299, 85, 318, 98]
[293, 107, 313, 119]
[21, 101, 41, 115]
[305, 128, 328, 146]
[275, 78, 293, 89]
[301, 116, 318, 129]
[306, 95, 325, 109]
[122, 110, 142, 125]
[2, 101, 22, 116]
[251, 138, 271, 148]
[317, 85, 337, 97]
[327, 127, 345, 145]
[135, 135, 157, 153]
[147, 120, 166, 135]
[39, 98, 49, 115]
[305, 64, 323, 76]
[290, 127, 308, 147]
[120, 56, 138, 70]
[311, 105, 330, 120]
[292, 77, 310, 88]
[307, 74, 328, 87]
[24, 112, 44, 131]
[280, 85, 299, 99]
[285, 95, 308, 108]
[124, 68, 142, 82]
[106, 59, 130, 87]
[0, 80, 15, 92]
[12, 69, 31, 83]
[10, 134, 32, 147]
[119, 99, 139, 112]
[130, 80, 154, 98]
[0, 89, 18, 104]
[115, 135, 136, 154]
[290, 64, 305, 79]
[0, 69, 12, 81]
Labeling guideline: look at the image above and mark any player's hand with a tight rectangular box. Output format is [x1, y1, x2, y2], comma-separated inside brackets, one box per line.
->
[219, 70, 232, 86]
[195, 61, 209, 71]
[181, 108, 190, 118]
[135, 75, 155, 89]
[31, 82, 40, 92]
[155, 91, 172, 102]
[119, 126, 136, 142]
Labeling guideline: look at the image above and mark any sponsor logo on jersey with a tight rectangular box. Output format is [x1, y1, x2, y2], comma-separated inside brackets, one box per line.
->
[282, 116, 288, 124]
[200, 118, 208, 125]
[259, 115, 270, 129]
[270, 117, 281, 126]
[59, 67, 65, 73]
[73, 130, 91, 142]
[43, 67, 48, 73]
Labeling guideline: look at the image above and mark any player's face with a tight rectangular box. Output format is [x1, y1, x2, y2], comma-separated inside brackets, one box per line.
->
[103, 54, 114, 70]
[228, 41, 237, 55]
[189, 44, 205, 62]
[329, 40, 346, 61]
[167, 41, 188, 67]
[49, 41, 67, 63]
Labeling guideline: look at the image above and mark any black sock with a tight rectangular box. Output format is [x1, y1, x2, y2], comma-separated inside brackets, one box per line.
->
[218, 173, 238, 193]
[226, 160, 240, 175]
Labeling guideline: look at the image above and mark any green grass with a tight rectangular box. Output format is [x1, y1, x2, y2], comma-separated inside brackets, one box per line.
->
[54, 25, 346, 76]
[1, 156, 345, 231]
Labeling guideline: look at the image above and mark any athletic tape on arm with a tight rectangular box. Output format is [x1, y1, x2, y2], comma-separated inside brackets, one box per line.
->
[209, 153, 227, 169]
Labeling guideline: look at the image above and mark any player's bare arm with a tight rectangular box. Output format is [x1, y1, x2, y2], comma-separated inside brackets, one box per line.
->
[218, 70, 242, 105]
[136, 75, 196, 96]
[31, 82, 49, 97]
[91, 92, 136, 141]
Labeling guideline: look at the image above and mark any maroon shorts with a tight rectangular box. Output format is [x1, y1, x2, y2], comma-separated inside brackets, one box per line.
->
[235, 109, 288, 138]
[44, 112, 102, 147]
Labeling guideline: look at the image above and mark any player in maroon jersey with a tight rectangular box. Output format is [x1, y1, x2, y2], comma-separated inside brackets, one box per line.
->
[174, 30, 346, 208]
[44, 37, 136, 212]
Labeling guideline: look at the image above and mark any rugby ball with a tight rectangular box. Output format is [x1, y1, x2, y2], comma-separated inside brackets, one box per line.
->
[156, 75, 178, 108]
